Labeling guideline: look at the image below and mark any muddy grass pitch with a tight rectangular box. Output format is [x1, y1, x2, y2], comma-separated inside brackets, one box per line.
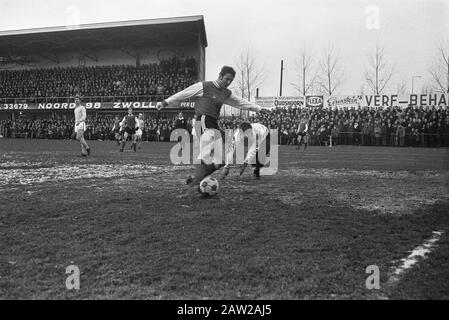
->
[1, 139, 448, 299]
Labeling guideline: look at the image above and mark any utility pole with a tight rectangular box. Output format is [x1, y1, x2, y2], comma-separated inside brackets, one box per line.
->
[280, 60, 284, 96]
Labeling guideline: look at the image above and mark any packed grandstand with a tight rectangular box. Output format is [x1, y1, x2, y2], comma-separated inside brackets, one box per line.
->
[0, 57, 197, 102]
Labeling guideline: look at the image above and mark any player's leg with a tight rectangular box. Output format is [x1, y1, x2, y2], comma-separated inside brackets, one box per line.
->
[75, 129, 85, 156]
[253, 133, 270, 179]
[136, 132, 142, 149]
[201, 127, 227, 178]
[186, 125, 205, 186]
[131, 133, 137, 152]
[85, 134, 91, 155]
[304, 134, 308, 150]
[179, 135, 186, 152]
[84, 123, 91, 155]
[120, 131, 128, 152]
[218, 134, 236, 180]
[76, 128, 89, 156]
[184, 125, 218, 196]
[187, 117, 223, 186]
[191, 134, 220, 182]
[253, 151, 261, 179]
[115, 132, 121, 145]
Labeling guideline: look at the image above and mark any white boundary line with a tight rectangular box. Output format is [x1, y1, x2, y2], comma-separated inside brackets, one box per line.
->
[388, 230, 445, 284]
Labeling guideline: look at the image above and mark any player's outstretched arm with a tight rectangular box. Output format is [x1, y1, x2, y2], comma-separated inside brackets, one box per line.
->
[224, 93, 268, 113]
[157, 82, 203, 111]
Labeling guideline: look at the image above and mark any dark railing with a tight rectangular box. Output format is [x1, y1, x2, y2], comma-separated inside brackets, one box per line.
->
[0, 95, 169, 104]
[2, 125, 449, 148]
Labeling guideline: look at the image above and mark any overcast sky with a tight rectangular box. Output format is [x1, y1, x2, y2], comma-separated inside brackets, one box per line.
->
[0, 0, 448, 96]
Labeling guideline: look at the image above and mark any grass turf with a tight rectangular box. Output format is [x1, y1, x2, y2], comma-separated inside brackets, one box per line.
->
[0, 139, 448, 299]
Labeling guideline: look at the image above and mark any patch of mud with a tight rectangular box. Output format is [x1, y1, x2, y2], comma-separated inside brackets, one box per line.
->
[280, 168, 449, 215]
[0, 162, 192, 189]
[279, 168, 448, 179]
[352, 198, 442, 215]
[275, 192, 304, 206]
[333, 186, 448, 215]
[0, 161, 51, 169]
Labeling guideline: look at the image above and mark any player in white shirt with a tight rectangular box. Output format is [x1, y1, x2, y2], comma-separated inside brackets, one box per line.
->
[135, 113, 145, 149]
[73, 95, 91, 157]
[220, 122, 270, 180]
[111, 116, 122, 145]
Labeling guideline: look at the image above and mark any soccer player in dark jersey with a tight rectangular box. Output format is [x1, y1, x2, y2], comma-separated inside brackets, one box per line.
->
[175, 112, 188, 151]
[119, 107, 140, 152]
[175, 112, 188, 130]
[157, 66, 267, 191]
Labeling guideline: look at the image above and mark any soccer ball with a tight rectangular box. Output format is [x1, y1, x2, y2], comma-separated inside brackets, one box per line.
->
[199, 176, 219, 197]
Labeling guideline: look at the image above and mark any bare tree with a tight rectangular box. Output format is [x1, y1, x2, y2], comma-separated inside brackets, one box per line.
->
[235, 62, 246, 99]
[317, 44, 345, 95]
[291, 46, 317, 96]
[396, 80, 408, 96]
[364, 41, 394, 94]
[234, 48, 264, 101]
[359, 84, 366, 96]
[429, 38, 449, 93]
[421, 83, 435, 94]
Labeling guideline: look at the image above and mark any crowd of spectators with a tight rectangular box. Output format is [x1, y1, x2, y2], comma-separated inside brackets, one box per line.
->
[1, 105, 448, 148]
[246, 105, 449, 148]
[0, 56, 197, 102]
[0, 114, 194, 142]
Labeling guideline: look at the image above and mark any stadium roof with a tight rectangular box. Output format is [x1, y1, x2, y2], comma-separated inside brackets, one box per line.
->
[0, 15, 207, 57]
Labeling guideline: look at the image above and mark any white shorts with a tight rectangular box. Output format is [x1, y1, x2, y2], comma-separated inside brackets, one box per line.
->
[75, 122, 86, 132]
[135, 129, 143, 137]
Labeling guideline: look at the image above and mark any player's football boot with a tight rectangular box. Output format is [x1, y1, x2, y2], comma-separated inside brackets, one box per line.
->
[86, 147, 91, 156]
[185, 176, 194, 185]
[239, 162, 248, 175]
[218, 166, 230, 180]
[176, 183, 203, 199]
[253, 167, 261, 179]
